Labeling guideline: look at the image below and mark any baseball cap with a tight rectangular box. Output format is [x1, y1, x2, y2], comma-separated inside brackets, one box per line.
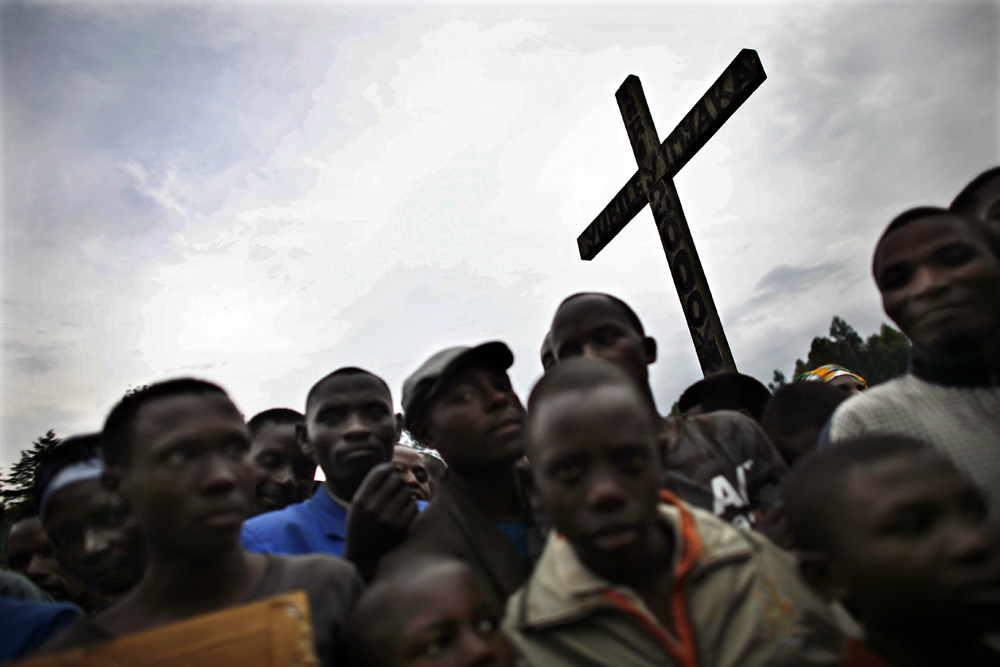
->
[402, 342, 514, 431]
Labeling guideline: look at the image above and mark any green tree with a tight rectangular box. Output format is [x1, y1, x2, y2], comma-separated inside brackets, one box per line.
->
[767, 370, 787, 393]
[0, 430, 60, 567]
[0, 430, 61, 507]
[775, 317, 910, 388]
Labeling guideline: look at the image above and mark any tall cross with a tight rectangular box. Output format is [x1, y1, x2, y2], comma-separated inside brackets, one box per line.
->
[577, 50, 766, 377]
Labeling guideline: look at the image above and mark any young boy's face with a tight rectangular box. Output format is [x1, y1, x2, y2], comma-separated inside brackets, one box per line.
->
[529, 382, 661, 583]
[43, 479, 145, 596]
[422, 364, 525, 472]
[118, 391, 253, 559]
[827, 452, 1000, 637]
[380, 561, 513, 667]
[549, 295, 654, 387]
[304, 373, 397, 500]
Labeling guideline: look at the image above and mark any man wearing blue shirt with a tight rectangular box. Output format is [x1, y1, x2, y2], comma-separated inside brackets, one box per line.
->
[241, 367, 423, 579]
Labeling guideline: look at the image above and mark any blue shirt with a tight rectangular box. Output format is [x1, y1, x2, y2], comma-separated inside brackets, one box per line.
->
[0, 597, 82, 662]
[241, 485, 427, 557]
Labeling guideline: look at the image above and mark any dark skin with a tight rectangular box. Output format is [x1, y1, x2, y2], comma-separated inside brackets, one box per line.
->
[301, 372, 417, 580]
[99, 392, 268, 636]
[355, 560, 515, 667]
[248, 420, 315, 515]
[802, 454, 1000, 667]
[7, 516, 103, 610]
[412, 364, 526, 523]
[874, 214, 1000, 367]
[392, 445, 431, 502]
[529, 381, 676, 629]
[43, 479, 145, 598]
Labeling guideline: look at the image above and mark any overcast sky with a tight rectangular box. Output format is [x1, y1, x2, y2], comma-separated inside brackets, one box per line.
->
[1, 0, 996, 471]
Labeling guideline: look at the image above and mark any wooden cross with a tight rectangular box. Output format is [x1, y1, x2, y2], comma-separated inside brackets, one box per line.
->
[577, 50, 766, 377]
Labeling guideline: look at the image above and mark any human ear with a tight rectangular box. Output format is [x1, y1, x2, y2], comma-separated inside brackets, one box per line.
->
[394, 413, 403, 441]
[644, 336, 657, 364]
[296, 423, 314, 459]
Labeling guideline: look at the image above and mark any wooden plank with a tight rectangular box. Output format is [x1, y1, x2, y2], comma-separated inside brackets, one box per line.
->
[615, 75, 737, 375]
[578, 48, 766, 260]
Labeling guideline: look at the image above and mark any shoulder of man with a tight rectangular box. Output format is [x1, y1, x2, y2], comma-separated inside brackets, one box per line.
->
[827, 375, 914, 441]
[240, 500, 320, 553]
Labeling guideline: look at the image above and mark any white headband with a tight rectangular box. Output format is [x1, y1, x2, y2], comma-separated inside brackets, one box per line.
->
[39, 457, 104, 521]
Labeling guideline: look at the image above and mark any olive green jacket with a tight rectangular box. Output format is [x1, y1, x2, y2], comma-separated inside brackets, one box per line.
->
[503, 495, 853, 667]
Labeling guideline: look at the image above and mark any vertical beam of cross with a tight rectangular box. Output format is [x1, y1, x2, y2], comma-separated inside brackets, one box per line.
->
[617, 76, 736, 376]
[576, 50, 766, 377]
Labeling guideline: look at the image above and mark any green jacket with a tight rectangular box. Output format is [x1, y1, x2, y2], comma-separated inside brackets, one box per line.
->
[503, 494, 852, 667]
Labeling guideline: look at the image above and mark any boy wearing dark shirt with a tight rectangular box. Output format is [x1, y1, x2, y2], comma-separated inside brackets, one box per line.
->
[786, 436, 1000, 667]
[378, 342, 536, 609]
[36, 379, 362, 666]
[547, 292, 787, 528]
[350, 557, 515, 667]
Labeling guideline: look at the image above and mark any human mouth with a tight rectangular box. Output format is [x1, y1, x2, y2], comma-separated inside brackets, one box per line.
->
[197, 506, 246, 528]
[490, 417, 523, 436]
[592, 525, 640, 551]
[339, 445, 384, 463]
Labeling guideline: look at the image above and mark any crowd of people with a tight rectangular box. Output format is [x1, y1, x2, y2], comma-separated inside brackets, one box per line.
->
[2, 166, 999, 666]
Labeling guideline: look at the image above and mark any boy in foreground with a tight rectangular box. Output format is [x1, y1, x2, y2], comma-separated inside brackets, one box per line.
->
[350, 557, 515, 667]
[785, 436, 1000, 666]
[35, 379, 362, 666]
[504, 358, 849, 666]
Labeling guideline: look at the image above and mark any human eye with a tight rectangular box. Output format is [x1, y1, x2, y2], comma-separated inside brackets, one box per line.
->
[363, 403, 390, 421]
[445, 386, 475, 405]
[411, 626, 456, 660]
[592, 326, 621, 346]
[882, 506, 934, 538]
[613, 446, 650, 476]
[549, 456, 586, 486]
[414, 467, 428, 483]
[49, 528, 79, 553]
[256, 451, 284, 470]
[935, 242, 976, 267]
[318, 407, 347, 425]
[877, 264, 912, 291]
[161, 443, 201, 467]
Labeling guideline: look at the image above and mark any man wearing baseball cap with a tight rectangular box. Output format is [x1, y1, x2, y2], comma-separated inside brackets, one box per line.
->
[376, 342, 538, 608]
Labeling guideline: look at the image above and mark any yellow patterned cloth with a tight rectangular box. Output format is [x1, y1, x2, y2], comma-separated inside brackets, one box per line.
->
[795, 364, 868, 388]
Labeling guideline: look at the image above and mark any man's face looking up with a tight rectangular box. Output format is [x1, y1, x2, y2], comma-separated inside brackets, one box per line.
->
[549, 295, 656, 388]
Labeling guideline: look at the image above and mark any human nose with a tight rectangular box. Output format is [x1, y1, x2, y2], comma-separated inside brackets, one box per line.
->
[581, 341, 605, 361]
[585, 467, 627, 511]
[201, 452, 240, 493]
[484, 384, 511, 412]
[272, 464, 294, 486]
[343, 412, 371, 439]
[910, 265, 949, 299]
